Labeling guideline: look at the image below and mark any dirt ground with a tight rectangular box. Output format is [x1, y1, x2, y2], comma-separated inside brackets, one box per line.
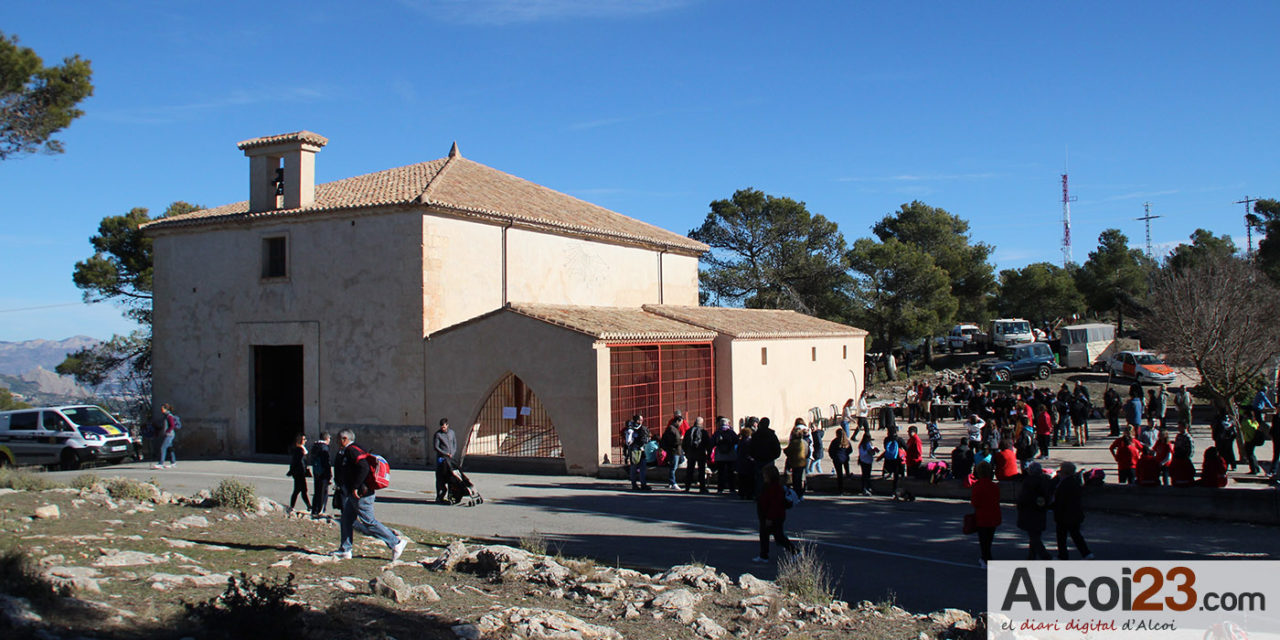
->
[0, 473, 971, 640]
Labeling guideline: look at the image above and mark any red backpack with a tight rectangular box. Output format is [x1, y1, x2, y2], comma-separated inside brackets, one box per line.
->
[348, 445, 392, 492]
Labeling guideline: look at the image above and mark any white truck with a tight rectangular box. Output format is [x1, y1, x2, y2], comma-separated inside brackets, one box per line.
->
[989, 318, 1034, 349]
[966, 318, 1035, 353]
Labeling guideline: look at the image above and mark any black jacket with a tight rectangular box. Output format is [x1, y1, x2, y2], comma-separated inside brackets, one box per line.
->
[1016, 473, 1052, 533]
[335, 443, 371, 496]
[288, 446, 308, 478]
[683, 425, 710, 461]
[749, 426, 781, 463]
[310, 441, 332, 481]
[1051, 472, 1086, 526]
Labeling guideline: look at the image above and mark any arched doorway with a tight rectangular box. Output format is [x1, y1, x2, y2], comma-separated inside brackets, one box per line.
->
[466, 372, 562, 458]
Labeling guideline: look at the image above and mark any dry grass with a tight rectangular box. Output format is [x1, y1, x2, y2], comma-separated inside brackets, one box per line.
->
[776, 541, 838, 604]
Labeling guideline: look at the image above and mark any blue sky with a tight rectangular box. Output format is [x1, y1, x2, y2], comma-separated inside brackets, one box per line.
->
[2, 1, 1277, 342]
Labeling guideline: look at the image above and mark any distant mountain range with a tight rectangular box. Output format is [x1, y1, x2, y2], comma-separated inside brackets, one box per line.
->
[0, 336, 99, 376]
[0, 336, 101, 404]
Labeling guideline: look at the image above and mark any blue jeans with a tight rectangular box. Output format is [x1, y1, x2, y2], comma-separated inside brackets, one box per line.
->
[159, 434, 176, 464]
[338, 493, 398, 553]
[629, 453, 648, 487]
[668, 453, 685, 486]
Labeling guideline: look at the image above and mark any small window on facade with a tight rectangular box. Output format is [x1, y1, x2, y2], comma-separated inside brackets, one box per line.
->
[262, 236, 287, 279]
[812, 346, 817, 362]
[843, 345, 848, 359]
[761, 347, 768, 365]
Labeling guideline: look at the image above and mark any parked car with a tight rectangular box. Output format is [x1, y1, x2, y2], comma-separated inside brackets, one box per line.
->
[1107, 351, 1177, 385]
[977, 342, 1057, 382]
[0, 405, 134, 470]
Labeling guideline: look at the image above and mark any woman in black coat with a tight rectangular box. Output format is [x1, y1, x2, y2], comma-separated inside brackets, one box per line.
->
[1050, 461, 1092, 559]
[1016, 462, 1052, 560]
[287, 433, 312, 513]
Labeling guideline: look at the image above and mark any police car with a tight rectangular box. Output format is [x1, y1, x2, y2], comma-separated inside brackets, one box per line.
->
[0, 405, 134, 470]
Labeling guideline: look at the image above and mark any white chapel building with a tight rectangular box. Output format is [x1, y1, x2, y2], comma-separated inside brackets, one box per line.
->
[144, 131, 866, 474]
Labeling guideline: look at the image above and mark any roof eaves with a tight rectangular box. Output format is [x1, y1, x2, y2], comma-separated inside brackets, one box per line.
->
[141, 200, 419, 233]
[424, 200, 708, 255]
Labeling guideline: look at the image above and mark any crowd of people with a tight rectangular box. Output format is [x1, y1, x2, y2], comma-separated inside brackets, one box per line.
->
[616, 370, 1278, 567]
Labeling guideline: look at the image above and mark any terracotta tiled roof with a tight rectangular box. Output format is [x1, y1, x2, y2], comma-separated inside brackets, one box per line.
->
[643, 305, 868, 339]
[143, 145, 708, 254]
[507, 304, 716, 342]
[236, 130, 329, 150]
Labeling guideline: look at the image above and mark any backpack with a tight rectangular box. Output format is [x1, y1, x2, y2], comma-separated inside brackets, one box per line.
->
[782, 485, 800, 509]
[171, 414, 183, 430]
[885, 439, 901, 460]
[349, 445, 391, 492]
[812, 430, 824, 460]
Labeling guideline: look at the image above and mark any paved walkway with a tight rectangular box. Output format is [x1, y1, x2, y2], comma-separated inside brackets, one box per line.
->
[53, 460, 1280, 613]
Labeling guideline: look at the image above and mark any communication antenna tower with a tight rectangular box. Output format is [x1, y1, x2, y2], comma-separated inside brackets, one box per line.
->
[1061, 172, 1076, 266]
[1136, 202, 1161, 258]
[1237, 196, 1257, 255]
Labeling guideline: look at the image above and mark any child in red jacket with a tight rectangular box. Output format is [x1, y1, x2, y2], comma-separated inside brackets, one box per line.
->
[753, 465, 796, 562]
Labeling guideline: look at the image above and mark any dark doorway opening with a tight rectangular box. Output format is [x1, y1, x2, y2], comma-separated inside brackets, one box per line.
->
[253, 345, 304, 455]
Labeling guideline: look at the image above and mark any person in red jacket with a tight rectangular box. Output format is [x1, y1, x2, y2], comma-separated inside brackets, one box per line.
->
[752, 465, 796, 563]
[994, 440, 1020, 480]
[970, 461, 1002, 568]
[1169, 455, 1197, 487]
[1199, 447, 1229, 488]
[1109, 428, 1141, 484]
[1135, 449, 1162, 486]
[905, 425, 924, 477]
[1034, 403, 1053, 459]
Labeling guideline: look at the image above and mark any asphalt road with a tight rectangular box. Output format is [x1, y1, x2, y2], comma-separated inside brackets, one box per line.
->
[47, 460, 1280, 613]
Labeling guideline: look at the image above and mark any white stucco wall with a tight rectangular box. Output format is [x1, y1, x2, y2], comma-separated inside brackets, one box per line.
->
[422, 214, 504, 334]
[718, 336, 866, 427]
[505, 228, 697, 307]
[660, 252, 699, 305]
[151, 209, 428, 459]
[424, 311, 605, 474]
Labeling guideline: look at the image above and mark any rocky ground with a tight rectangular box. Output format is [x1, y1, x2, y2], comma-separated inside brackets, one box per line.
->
[0, 471, 980, 639]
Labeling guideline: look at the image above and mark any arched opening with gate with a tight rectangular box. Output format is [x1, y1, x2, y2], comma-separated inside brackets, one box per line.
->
[466, 372, 563, 459]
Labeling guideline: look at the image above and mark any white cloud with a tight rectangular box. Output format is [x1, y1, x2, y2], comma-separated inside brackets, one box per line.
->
[397, 0, 696, 25]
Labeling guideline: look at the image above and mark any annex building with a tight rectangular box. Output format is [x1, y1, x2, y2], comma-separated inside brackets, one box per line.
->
[143, 131, 867, 474]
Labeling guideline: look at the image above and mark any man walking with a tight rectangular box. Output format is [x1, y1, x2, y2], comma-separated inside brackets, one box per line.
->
[310, 432, 333, 518]
[331, 429, 407, 561]
[433, 418, 457, 503]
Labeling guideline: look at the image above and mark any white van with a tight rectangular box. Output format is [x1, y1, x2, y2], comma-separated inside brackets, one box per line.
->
[990, 318, 1034, 349]
[0, 405, 133, 470]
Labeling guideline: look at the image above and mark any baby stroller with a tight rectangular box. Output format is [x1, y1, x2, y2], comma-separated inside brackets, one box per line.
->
[446, 465, 483, 507]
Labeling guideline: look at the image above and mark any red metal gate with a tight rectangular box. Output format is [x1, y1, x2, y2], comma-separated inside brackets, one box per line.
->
[608, 343, 714, 463]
